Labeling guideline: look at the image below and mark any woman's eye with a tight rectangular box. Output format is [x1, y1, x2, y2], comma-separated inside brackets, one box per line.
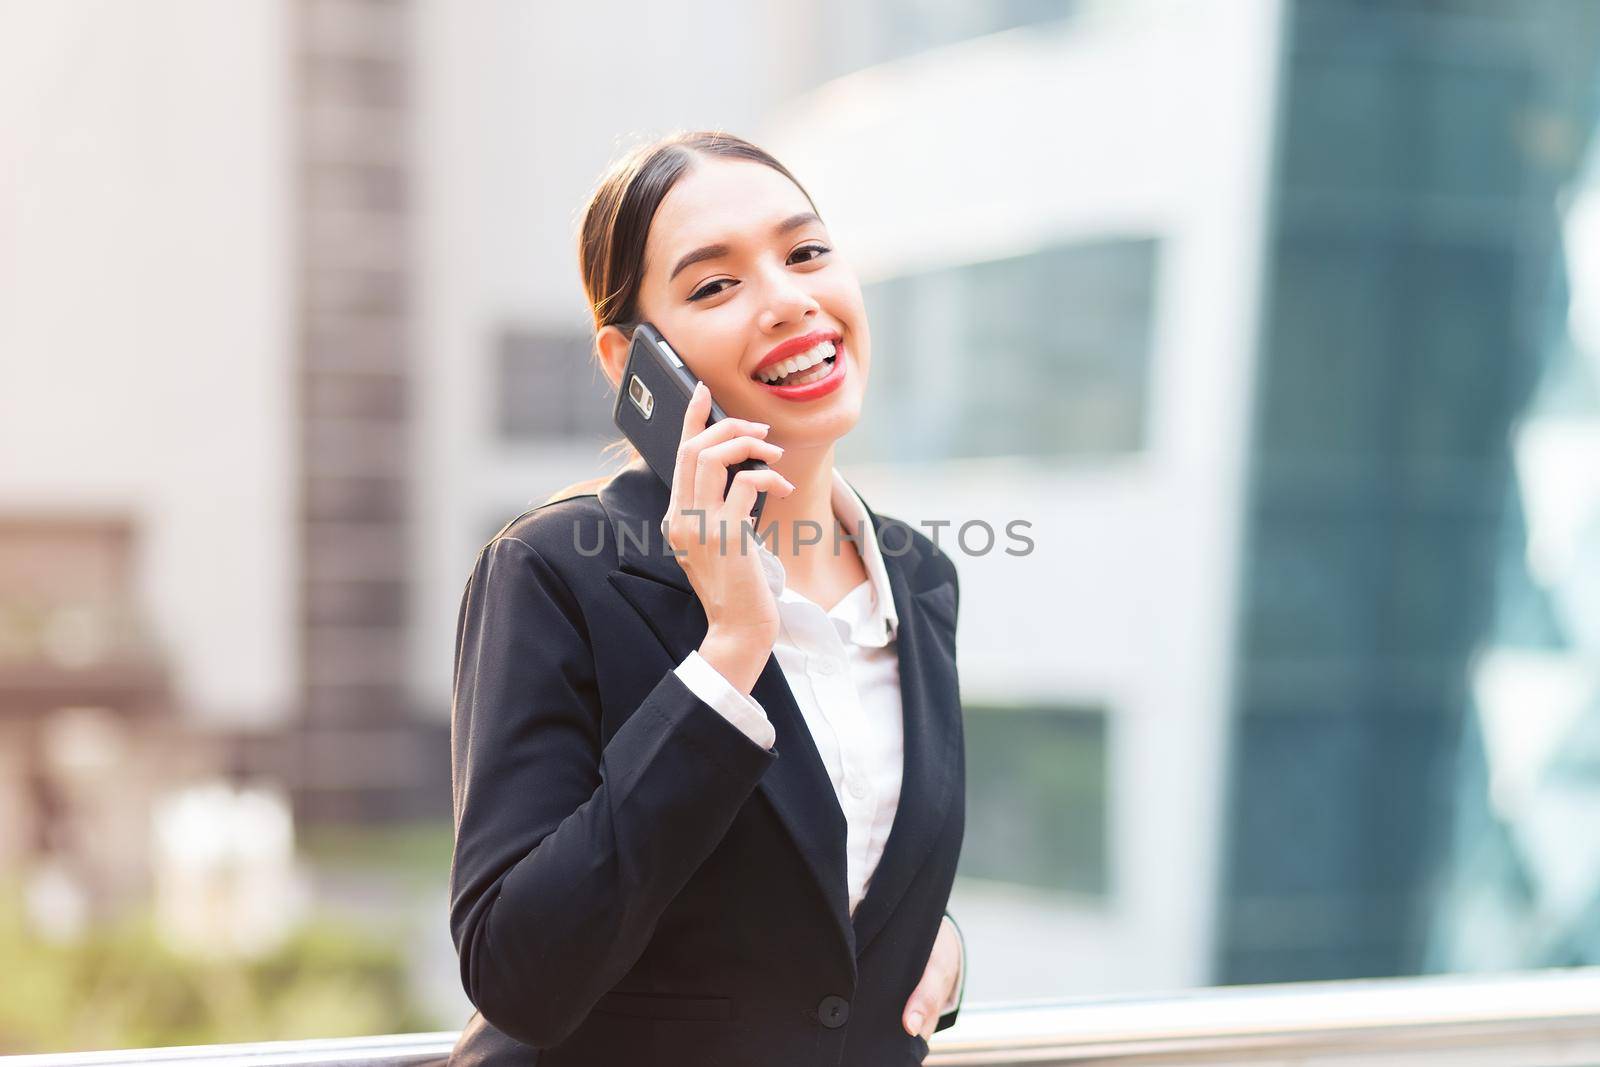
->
[791, 243, 832, 264]
[689, 279, 732, 302]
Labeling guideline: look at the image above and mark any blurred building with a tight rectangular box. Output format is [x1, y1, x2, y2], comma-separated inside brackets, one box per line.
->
[5, 0, 1600, 1011]
[0, 0, 445, 922]
[1418, 7, 1600, 975]
[1215, 0, 1600, 984]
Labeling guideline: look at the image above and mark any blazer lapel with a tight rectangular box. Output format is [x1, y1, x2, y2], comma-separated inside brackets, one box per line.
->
[595, 462, 959, 965]
[847, 491, 959, 958]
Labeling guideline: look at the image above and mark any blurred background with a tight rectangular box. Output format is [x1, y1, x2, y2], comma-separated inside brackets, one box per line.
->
[3, 0, 1600, 1055]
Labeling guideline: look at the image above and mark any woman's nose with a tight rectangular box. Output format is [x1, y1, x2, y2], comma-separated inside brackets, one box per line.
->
[755, 263, 820, 332]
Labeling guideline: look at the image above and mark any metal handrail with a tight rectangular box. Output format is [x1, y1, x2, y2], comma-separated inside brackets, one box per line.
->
[8, 967, 1600, 1066]
[926, 966, 1600, 1065]
[0, 1032, 458, 1067]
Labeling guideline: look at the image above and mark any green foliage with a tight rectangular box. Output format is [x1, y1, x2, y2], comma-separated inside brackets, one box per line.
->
[0, 887, 435, 1056]
[298, 820, 455, 882]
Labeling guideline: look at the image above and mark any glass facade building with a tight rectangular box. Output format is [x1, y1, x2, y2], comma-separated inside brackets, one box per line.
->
[1217, 0, 1600, 983]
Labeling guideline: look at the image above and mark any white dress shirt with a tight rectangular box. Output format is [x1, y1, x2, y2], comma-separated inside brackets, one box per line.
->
[661, 469, 961, 1015]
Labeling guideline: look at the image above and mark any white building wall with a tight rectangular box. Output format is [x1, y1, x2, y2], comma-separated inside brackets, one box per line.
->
[0, 0, 295, 725]
[763, 0, 1284, 995]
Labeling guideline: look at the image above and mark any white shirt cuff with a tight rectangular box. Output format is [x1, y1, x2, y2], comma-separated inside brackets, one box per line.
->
[675, 650, 775, 750]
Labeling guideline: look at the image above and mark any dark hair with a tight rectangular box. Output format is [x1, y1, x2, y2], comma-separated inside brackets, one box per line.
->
[544, 130, 821, 505]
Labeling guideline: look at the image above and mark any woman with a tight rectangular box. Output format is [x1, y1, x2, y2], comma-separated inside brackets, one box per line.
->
[448, 130, 966, 1066]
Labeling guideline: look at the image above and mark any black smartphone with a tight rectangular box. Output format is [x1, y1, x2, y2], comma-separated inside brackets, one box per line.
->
[613, 322, 768, 529]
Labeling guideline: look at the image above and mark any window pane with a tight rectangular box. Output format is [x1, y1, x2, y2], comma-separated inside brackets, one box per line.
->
[846, 238, 1157, 463]
[958, 704, 1108, 897]
[497, 329, 616, 444]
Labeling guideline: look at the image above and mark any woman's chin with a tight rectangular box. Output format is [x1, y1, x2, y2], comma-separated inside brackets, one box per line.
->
[765, 409, 862, 452]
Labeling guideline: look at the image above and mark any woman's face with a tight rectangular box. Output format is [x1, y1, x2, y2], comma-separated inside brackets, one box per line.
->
[607, 157, 871, 452]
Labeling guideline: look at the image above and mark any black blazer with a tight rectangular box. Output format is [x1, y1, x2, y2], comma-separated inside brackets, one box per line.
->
[447, 461, 967, 1066]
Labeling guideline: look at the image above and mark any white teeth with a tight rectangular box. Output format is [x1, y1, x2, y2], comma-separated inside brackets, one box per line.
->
[756, 340, 836, 384]
[783, 361, 832, 386]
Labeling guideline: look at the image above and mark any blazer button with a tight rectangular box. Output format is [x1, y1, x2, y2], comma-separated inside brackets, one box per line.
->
[817, 994, 850, 1028]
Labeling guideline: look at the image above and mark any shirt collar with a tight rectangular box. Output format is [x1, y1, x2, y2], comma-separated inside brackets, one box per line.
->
[823, 468, 899, 646]
[657, 468, 899, 647]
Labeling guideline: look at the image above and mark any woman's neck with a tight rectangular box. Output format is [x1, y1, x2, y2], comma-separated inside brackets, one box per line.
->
[754, 442, 839, 566]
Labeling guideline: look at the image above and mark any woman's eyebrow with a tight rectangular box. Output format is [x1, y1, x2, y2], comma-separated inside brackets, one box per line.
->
[668, 211, 822, 283]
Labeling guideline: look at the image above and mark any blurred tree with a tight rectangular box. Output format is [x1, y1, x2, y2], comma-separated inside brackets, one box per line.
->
[0, 885, 434, 1055]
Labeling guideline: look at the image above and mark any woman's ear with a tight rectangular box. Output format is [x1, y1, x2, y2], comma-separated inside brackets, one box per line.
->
[596, 325, 630, 392]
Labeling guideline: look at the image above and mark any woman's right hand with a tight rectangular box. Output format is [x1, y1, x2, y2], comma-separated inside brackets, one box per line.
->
[666, 381, 795, 694]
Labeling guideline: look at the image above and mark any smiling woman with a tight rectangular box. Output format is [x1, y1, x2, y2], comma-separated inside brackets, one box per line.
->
[547, 134, 872, 508]
[446, 130, 967, 1066]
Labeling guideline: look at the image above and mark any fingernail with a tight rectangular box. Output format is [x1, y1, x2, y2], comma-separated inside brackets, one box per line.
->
[906, 1011, 924, 1034]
